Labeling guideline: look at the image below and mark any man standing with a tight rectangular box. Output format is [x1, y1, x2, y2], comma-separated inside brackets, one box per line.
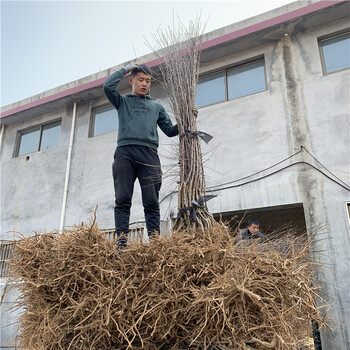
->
[103, 63, 179, 248]
[236, 219, 264, 244]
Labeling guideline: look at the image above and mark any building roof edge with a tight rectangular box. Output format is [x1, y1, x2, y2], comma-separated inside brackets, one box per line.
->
[0, 0, 345, 119]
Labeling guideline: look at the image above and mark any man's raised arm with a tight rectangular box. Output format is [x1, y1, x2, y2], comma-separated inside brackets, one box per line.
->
[103, 64, 138, 109]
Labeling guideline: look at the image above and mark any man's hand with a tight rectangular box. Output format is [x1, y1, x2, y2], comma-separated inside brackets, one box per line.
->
[124, 63, 139, 73]
[192, 105, 199, 118]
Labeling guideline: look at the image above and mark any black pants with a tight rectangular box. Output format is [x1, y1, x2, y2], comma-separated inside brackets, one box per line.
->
[112, 145, 162, 243]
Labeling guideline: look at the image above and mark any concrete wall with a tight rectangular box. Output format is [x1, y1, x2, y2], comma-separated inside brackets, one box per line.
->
[0, 280, 20, 349]
[1, 13, 349, 350]
[1, 107, 69, 239]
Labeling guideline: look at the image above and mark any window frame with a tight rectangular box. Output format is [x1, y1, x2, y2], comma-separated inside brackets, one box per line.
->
[196, 69, 227, 108]
[89, 104, 118, 137]
[196, 57, 267, 108]
[14, 119, 61, 158]
[226, 58, 267, 101]
[318, 30, 350, 76]
[346, 202, 350, 230]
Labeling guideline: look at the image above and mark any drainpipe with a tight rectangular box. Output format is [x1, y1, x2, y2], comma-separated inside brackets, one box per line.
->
[0, 124, 5, 159]
[59, 102, 77, 232]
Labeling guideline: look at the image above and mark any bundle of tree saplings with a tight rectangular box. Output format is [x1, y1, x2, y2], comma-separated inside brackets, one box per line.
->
[146, 18, 216, 231]
[9, 221, 326, 350]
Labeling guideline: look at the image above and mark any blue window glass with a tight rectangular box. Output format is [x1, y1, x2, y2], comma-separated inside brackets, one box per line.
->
[93, 106, 118, 136]
[18, 128, 40, 156]
[320, 33, 350, 74]
[17, 121, 61, 157]
[227, 60, 266, 100]
[196, 72, 226, 107]
[40, 122, 61, 151]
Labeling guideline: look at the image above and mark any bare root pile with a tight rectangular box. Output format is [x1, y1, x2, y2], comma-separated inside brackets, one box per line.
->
[9, 222, 326, 349]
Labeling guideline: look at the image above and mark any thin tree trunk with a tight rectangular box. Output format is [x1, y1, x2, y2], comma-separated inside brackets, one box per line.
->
[146, 18, 215, 230]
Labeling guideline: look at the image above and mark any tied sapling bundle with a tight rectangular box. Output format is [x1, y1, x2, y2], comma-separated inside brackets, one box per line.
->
[146, 17, 215, 231]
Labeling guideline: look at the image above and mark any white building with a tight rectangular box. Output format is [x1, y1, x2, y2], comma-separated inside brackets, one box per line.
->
[1, 1, 349, 349]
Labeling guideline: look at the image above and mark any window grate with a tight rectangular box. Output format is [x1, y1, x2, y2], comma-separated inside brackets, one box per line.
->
[0, 242, 16, 278]
[101, 226, 146, 242]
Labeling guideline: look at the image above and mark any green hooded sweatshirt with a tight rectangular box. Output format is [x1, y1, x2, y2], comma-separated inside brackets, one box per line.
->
[103, 68, 178, 150]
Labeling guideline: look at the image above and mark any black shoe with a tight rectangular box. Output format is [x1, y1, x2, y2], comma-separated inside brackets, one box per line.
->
[117, 240, 128, 251]
[148, 230, 159, 241]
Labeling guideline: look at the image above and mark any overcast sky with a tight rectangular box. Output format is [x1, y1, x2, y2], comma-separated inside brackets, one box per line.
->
[1, 0, 294, 107]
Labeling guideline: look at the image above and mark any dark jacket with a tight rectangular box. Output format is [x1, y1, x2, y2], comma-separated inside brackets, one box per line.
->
[236, 228, 264, 244]
[103, 68, 178, 149]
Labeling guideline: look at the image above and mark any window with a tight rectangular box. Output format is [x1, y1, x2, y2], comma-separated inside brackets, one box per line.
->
[16, 120, 61, 157]
[91, 106, 118, 137]
[18, 128, 40, 156]
[196, 59, 267, 108]
[227, 60, 266, 100]
[319, 32, 350, 74]
[196, 72, 226, 107]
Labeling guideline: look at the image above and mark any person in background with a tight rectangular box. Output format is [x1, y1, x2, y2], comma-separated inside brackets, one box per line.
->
[236, 219, 264, 244]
